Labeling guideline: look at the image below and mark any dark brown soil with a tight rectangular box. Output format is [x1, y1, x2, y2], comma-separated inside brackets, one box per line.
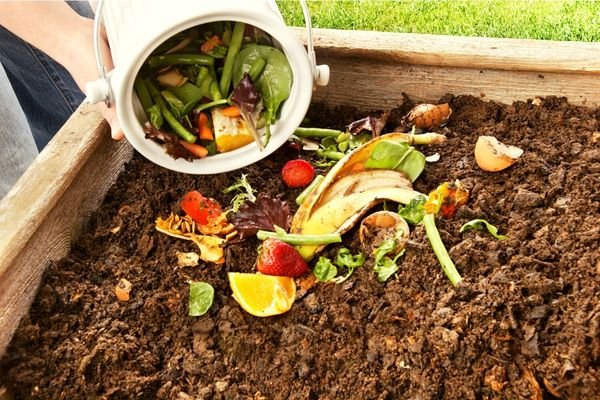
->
[1, 95, 599, 399]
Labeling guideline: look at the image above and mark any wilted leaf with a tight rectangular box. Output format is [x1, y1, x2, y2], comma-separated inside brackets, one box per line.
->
[347, 112, 389, 137]
[229, 194, 291, 239]
[190, 235, 225, 264]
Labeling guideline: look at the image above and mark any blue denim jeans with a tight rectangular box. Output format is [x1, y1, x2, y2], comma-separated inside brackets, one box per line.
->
[0, 1, 93, 198]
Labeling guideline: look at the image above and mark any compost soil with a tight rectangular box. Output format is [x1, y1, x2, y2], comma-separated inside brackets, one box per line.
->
[1, 95, 599, 400]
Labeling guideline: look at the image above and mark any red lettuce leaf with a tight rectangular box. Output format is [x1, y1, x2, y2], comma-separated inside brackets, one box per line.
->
[231, 73, 260, 115]
[346, 112, 389, 137]
[230, 194, 291, 240]
[144, 123, 196, 161]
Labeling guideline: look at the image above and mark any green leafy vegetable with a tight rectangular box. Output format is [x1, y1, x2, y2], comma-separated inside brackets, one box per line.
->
[223, 174, 256, 213]
[229, 194, 291, 240]
[161, 90, 185, 118]
[147, 104, 163, 129]
[313, 257, 338, 282]
[398, 195, 427, 225]
[332, 248, 365, 283]
[233, 44, 293, 145]
[364, 140, 426, 182]
[460, 219, 508, 240]
[189, 282, 214, 317]
[373, 238, 404, 282]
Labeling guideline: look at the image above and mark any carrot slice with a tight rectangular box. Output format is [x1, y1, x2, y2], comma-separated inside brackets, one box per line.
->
[200, 35, 222, 54]
[197, 112, 214, 140]
[199, 126, 214, 140]
[180, 141, 209, 158]
[221, 105, 241, 117]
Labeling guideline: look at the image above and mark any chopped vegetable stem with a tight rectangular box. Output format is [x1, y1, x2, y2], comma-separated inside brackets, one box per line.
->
[194, 99, 229, 113]
[256, 230, 341, 245]
[294, 127, 344, 138]
[134, 76, 153, 113]
[148, 54, 214, 69]
[219, 21, 245, 97]
[145, 78, 197, 143]
[296, 175, 324, 206]
[248, 57, 267, 82]
[423, 213, 462, 286]
[316, 149, 345, 161]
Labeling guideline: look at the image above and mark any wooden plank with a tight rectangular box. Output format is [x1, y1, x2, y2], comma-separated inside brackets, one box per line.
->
[0, 103, 133, 356]
[293, 28, 600, 106]
[297, 28, 600, 74]
[310, 55, 600, 108]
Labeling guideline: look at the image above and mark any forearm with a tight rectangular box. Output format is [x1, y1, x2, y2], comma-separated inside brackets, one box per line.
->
[0, 1, 91, 71]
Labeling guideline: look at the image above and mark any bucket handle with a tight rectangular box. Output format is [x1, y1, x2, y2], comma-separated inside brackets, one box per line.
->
[89, 0, 328, 106]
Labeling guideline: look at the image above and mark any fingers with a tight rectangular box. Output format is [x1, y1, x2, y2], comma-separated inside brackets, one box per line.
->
[97, 103, 124, 141]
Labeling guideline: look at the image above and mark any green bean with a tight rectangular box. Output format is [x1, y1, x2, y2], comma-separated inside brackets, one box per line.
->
[256, 230, 342, 245]
[134, 76, 153, 112]
[294, 127, 344, 138]
[209, 81, 222, 101]
[296, 175, 324, 206]
[193, 98, 229, 113]
[219, 21, 245, 97]
[145, 78, 197, 144]
[316, 149, 345, 161]
[148, 54, 214, 69]
[248, 57, 266, 82]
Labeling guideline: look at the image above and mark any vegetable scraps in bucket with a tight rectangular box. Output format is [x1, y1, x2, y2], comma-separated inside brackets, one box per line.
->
[136, 22, 293, 161]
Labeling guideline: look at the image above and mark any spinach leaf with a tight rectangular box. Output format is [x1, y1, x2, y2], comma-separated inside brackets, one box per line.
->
[460, 219, 508, 240]
[232, 45, 292, 144]
[364, 140, 425, 182]
[313, 257, 338, 282]
[189, 282, 214, 317]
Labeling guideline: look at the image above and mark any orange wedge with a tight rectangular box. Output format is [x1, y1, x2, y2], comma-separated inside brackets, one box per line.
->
[228, 273, 296, 317]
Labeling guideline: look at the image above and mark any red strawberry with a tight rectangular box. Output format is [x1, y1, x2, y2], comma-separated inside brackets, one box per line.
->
[257, 238, 309, 278]
[281, 159, 315, 188]
[181, 190, 222, 225]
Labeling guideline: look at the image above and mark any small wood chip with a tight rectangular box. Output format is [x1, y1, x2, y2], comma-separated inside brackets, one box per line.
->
[176, 251, 200, 267]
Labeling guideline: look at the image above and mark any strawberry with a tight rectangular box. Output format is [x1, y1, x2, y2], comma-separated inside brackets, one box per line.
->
[180, 190, 222, 225]
[281, 159, 315, 188]
[257, 238, 308, 278]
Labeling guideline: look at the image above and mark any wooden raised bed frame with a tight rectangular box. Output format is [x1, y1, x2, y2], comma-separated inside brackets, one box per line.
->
[1, 29, 599, 357]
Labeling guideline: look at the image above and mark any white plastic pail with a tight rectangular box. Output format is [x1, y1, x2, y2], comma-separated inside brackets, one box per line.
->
[86, 0, 329, 174]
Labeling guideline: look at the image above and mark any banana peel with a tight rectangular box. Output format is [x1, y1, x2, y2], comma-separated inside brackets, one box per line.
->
[293, 133, 424, 231]
[290, 132, 441, 260]
[318, 169, 411, 206]
[293, 187, 420, 260]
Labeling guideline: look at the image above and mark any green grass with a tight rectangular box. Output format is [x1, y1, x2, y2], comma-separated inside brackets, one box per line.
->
[276, 0, 600, 42]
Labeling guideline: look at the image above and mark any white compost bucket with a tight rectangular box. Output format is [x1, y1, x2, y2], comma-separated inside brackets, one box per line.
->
[86, 0, 329, 174]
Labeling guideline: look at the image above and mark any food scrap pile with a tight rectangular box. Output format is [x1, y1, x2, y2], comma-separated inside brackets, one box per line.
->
[1, 96, 598, 399]
[137, 21, 292, 160]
